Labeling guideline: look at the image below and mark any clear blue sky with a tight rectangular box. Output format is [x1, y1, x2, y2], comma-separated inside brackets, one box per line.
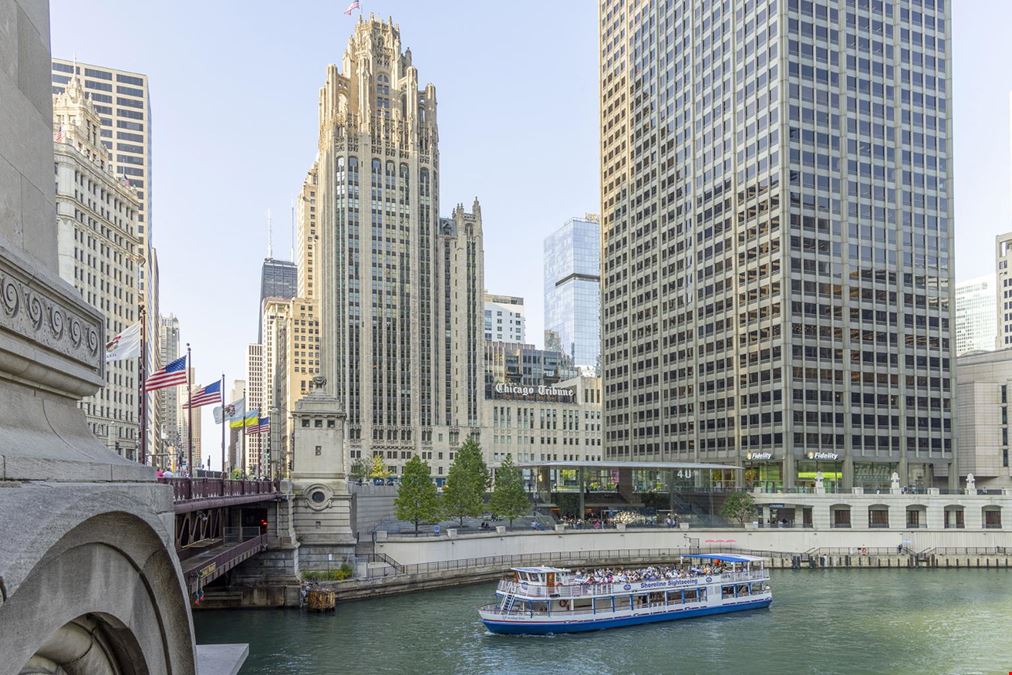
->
[50, 1, 1011, 464]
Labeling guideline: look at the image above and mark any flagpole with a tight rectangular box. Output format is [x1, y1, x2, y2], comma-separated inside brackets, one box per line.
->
[138, 305, 147, 465]
[220, 372, 226, 477]
[186, 342, 193, 475]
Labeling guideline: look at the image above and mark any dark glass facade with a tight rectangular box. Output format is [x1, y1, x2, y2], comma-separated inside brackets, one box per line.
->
[599, 0, 954, 488]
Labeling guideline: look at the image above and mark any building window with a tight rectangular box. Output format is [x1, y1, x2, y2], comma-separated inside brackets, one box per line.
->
[315, 445, 322, 456]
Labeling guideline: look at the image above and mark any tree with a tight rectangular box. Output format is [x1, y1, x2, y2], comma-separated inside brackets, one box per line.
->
[442, 438, 490, 527]
[490, 454, 529, 528]
[349, 457, 371, 482]
[721, 491, 757, 527]
[395, 456, 439, 533]
[368, 455, 390, 480]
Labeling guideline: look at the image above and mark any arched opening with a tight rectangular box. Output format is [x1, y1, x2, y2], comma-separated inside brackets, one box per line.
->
[0, 510, 195, 674]
[906, 504, 927, 529]
[24, 612, 147, 675]
[830, 504, 851, 528]
[868, 504, 889, 528]
[943, 505, 964, 529]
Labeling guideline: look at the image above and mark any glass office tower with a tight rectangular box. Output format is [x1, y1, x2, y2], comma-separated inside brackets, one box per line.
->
[544, 216, 602, 373]
[599, 0, 954, 489]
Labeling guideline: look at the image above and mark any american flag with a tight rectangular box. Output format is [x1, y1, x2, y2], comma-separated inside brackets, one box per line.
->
[183, 380, 222, 409]
[257, 416, 270, 434]
[145, 355, 187, 392]
[344, 0, 360, 15]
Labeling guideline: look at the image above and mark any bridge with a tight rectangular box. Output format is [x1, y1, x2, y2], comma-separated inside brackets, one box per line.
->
[161, 477, 285, 600]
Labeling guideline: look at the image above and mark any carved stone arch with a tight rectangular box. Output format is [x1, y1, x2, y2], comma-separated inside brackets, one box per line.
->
[0, 506, 196, 675]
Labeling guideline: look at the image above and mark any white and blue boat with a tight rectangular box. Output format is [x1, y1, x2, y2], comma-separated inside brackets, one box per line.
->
[479, 554, 772, 635]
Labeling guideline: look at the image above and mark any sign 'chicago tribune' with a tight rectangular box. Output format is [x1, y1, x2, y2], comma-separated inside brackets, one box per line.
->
[492, 382, 576, 403]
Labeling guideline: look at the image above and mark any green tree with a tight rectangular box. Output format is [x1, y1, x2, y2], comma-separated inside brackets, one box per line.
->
[395, 456, 440, 533]
[368, 455, 390, 480]
[490, 454, 529, 528]
[349, 457, 371, 481]
[442, 438, 490, 527]
[721, 491, 757, 527]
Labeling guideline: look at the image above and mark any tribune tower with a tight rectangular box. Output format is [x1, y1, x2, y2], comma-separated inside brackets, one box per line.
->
[314, 16, 484, 478]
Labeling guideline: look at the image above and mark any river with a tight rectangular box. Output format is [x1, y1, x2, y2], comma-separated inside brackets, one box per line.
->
[194, 569, 1012, 674]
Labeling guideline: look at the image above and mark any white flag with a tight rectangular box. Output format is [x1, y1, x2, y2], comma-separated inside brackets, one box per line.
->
[105, 322, 141, 362]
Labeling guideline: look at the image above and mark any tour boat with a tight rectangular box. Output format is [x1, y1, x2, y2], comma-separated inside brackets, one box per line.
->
[478, 554, 772, 635]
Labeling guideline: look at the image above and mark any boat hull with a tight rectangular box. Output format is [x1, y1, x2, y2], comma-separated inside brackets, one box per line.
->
[481, 598, 772, 635]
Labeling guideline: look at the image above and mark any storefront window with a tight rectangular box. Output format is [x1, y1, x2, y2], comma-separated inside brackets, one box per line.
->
[744, 463, 783, 492]
[854, 462, 895, 490]
[796, 460, 843, 491]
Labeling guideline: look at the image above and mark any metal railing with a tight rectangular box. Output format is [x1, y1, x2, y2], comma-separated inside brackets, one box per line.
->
[160, 477, 279, 503]
[495, 570, 769, 599]
[374, 547, 787, 578]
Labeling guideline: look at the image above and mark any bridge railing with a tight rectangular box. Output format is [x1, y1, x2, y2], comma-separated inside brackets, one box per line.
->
[160, 477, 279, 503]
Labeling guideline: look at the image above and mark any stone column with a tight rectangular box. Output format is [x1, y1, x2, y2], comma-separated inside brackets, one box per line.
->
[812, 502, 832, 529]
[925, 503, 944, 529]
[965, 503, 983, 530]
[852, 503, 870, 530]
[888, 503, 906, 530]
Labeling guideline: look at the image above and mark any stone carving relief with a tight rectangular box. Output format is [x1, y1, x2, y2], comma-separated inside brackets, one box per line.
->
[0, 259, 102, 372]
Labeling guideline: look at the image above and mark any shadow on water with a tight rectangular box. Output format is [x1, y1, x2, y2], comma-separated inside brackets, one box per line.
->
[194, 569, 1012, 674]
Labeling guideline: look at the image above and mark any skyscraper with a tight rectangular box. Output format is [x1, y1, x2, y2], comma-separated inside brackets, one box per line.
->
[314, 17, 484, 476]
[245, 343, 264, 475]
[51, 59, 160, 461]
[954, 276, 995, 356]
[53, 74, 143, 460]
[484, 293, 526, 343]
[260, 258, 297, 305]
[544, 215, 601, 373]
[996, 232, 1012, 348]
[158, 314, 183, 463]
[599, 0, 954, 490]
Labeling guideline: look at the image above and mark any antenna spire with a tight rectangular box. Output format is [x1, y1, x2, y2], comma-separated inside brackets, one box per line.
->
[266, 208, 273, 258]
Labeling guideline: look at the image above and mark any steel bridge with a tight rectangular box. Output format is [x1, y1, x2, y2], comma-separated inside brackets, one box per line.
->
[160, 477, 284, 600]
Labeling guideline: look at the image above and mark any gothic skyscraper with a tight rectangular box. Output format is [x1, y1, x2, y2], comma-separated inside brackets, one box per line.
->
[313, 17, 484, 478]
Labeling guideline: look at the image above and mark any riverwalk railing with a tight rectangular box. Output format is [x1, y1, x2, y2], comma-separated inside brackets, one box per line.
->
[364, 547, 791, 579]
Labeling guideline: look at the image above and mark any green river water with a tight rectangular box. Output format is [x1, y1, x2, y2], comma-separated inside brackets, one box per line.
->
[193, 569, 1012, 674]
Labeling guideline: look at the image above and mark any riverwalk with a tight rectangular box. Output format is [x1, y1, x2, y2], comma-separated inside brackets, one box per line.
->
[201, 526, 1012, 607]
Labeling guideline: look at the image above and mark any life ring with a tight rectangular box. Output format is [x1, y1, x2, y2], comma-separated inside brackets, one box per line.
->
[559, 599, 569, 608]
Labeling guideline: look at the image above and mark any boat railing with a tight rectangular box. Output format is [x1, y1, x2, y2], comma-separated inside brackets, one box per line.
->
[496, 571, 769, 598]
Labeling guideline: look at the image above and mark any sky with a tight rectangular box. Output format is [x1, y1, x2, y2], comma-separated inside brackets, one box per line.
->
[49, 1, 1012, 464]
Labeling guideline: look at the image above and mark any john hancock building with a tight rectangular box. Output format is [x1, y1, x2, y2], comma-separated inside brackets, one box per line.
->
[599, 0, 954, 490]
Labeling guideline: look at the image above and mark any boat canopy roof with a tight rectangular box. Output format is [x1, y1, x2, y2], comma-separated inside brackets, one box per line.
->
[511, 566, 569, 574]
[681, 554, 765, 563]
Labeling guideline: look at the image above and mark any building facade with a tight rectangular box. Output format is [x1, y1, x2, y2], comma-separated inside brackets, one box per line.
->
[954, 275, 996, 356]
[484, 341, 577, 394]
[599, 0, 955, 490]
[997, 233, 1012, 349]
[259, 258, 296, 340]
[53, 74, 143, 460]
[483, 376, 603, 468]
[297, 166, 319, 300]
[544, 215, 601, 373]
[484, 293, 526, 343]
[314, 17, 484, 478]
[245, 342, 264, 475]
[158, 314, 183, 466]
[52, 59, 159, 462]
[956, 349, 1012, 489]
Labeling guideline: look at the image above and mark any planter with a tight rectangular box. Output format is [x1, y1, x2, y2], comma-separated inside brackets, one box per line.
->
[496, 526, 506, 534]
[616, 523, 627, 531]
